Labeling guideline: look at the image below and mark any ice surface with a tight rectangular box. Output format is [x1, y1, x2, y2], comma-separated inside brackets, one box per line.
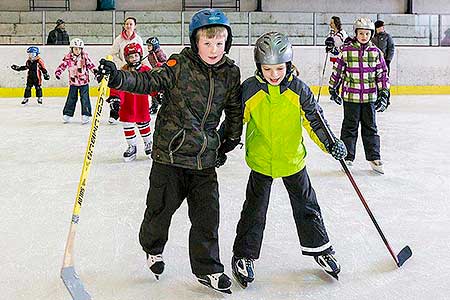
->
[1, 95, 450, 300]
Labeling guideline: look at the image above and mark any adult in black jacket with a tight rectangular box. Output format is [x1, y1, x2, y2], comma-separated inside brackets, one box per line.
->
[372, 20, 395, 75]
[47, 19, 70, 45]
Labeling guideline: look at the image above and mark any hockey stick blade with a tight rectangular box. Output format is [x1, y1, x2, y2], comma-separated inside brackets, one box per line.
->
[396, 246, 412, 267]
[61, 267, 91, 300]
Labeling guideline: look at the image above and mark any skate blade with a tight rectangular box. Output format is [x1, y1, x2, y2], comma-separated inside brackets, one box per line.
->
[198, 280, 232, 294]
[60, 266, 91, 300]
[232, 271, 249, 289]
[123, 155, 137, 162]
[154, 274, 160, 280]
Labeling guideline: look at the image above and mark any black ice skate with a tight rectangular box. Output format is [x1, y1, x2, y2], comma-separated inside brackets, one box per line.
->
[144, 141, 152, 156]
[146, 253, 165, 280]
[231, 255, 255, 288]
[149, 102, 159, 114]
[21, 98, 29, 105]
[314, 253, 341, 280]
[196, 272, 232, 294]
[37, 97, 42, 105]
[123, 145, 137, 162]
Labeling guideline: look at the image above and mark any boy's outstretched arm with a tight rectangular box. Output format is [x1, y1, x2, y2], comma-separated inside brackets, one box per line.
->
[97, 58, 174, 95]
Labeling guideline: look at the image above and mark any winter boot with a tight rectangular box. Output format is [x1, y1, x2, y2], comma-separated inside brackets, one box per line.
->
[21, 98, 29, 105]
[146, 253, 165, 280]
[196, 272, 232, 294]
[369, 160, 384, 174]
[231, 255, 255, 288]
[144, 141, 152, 156]
[37, 97, 43, 105]
[314, 253, 341, 280]
[123, 145, 137, 162]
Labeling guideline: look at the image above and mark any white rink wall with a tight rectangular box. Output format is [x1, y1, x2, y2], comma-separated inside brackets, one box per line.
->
[1, 45, 450, 88]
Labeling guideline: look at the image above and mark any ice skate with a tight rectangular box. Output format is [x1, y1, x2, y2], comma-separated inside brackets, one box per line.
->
[146, 253, 164, 280]
[369, 160, 384, 174]
[63, 115, 72, 123]
[341, 160, 353, 172]
[108, 117, 118, 125]
[37, 97, 43, 105]
[196, 272, 232, 294]
[123, 144, 137, 162]
[21, 98, 29, 105]
[144, 141, 152, 156]
[314, 253, 341, 280]
[81, 115, 90, 125]
[231, 255, 255, 288]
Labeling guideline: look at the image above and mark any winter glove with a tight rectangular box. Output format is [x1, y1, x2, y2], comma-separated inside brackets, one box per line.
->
[325, 37, 335, 53]
[375, 89, 390, 112]
[329, 87, 342, 105]
[43, 73, 50, 80]
[106, 96, 121, 112]
[11, 64, 19, 71]
[55, 73, 61, 80]
[215, 152, 227, 168]
[327, 139, 347, 160]
[96, 59, 119, 86]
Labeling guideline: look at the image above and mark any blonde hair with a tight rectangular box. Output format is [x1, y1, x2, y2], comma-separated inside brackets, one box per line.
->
[195, 26, 228, 43]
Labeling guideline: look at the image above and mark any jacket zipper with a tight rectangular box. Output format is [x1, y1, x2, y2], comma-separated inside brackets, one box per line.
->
[197, 68, 214, 169]
[168, 129, 186, 164]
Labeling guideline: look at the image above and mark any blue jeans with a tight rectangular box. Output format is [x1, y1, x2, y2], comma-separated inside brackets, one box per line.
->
[62, 84, 92, 117]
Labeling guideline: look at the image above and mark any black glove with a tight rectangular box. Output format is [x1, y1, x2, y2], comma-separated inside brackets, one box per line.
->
[11, 64, 19, 71]
[106, 96, 121, 112]
[375, 89, 390, 112]
[325, 37, 335, 53]
[96, 59, 119, 85]
[43, 73, 50, 80]
[215, 152, 227, 168]
[329, 87, 342, 105]
[327, 139, 347, 160]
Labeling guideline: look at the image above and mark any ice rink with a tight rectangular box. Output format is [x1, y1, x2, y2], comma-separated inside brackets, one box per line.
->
[1, 94, 450, 300]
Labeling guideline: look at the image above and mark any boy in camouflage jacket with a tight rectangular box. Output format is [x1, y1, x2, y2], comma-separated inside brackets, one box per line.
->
[329, 17, 390, 174]
[97, 9, 242, 293]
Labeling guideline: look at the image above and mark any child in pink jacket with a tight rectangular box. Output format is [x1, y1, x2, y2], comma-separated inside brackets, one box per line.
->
[55, 38, 97, 124]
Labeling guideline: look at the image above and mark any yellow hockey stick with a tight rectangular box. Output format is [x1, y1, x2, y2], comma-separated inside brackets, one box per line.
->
[61, 55, 112, 300]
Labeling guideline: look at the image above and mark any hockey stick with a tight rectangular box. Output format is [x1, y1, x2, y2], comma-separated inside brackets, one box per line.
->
[316, 52, 329, 103]
[315, 111, 412, 267]
[60, 56, 112, 300]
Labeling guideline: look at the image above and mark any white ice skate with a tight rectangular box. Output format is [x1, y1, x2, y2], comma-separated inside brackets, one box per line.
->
[369, 160, 384, 174]
[314, 253, 341, 280]
[63, 115, 72, 123]
[123, 145, 137, 162]
[197, 272, 232, 294]
[144, 141, 152, 157]
[81, 115, 90, 125]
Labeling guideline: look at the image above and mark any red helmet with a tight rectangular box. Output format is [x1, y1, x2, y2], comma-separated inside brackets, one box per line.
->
[124, 42, 143, 58]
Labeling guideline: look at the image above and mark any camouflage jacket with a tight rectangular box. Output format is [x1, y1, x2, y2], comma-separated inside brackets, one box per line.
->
[110, 47, 243, 170]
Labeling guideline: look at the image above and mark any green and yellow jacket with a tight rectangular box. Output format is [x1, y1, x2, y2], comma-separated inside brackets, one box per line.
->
[242, 72, 333, 178]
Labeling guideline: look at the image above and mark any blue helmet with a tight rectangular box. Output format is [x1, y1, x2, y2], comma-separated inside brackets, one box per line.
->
[146, 36, 160, 50]
[189, 8, 232, 53]
[26, 46, 40, 55]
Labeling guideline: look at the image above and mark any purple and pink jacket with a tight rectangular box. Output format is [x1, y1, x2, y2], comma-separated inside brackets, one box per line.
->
[55, 51, 96, 86]
[329, 39, 390, 103]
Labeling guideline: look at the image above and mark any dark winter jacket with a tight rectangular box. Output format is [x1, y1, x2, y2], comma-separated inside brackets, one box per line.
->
[372, 31, 395, 62]
[109, 47, 243, 170]
[47, 27, 70, 45]
[15, 57, 49, 85]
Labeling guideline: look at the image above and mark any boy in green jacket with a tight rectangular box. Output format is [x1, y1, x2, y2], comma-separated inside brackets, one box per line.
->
[231, 32, 347, 288]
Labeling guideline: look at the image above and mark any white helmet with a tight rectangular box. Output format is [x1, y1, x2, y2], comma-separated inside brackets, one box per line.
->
[353, 17, 375, 37]
[70, 38, 84, 48]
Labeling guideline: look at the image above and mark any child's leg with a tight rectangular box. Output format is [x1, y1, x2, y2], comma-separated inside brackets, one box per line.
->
[282, 168, 333, 256]
[139, 162, 186, 256]
[360, 102, 381, 161]
[24, 82, 33, 99]
[79, 84, 92, 116]
[341, 102, 362, 161]
[137, 121, 152, 144]
[62, 86, 78, 117]
[186, 167, 224, 275]
[233, 170, 273, 260]
[35, 84, 42, 98]
[122, 122, 137, 146]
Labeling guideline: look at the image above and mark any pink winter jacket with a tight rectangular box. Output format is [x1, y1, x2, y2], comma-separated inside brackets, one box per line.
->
[55, 51, 96, 86]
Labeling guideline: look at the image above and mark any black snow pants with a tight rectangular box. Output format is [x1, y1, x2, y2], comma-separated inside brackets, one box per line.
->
[139, 161, 224, 276]
[341, 101, 380, 161]
[233, 168, 333, 259]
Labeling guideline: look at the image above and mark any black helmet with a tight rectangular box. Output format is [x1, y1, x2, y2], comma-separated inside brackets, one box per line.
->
[146, 36, 160, 50]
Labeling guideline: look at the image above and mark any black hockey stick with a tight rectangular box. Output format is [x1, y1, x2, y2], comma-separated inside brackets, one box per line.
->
[316, 52, 329, 103]
[315, 111, 412, 267]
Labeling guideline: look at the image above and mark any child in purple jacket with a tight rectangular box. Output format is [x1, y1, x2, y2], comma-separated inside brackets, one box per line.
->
[329, 17, 390, 174]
